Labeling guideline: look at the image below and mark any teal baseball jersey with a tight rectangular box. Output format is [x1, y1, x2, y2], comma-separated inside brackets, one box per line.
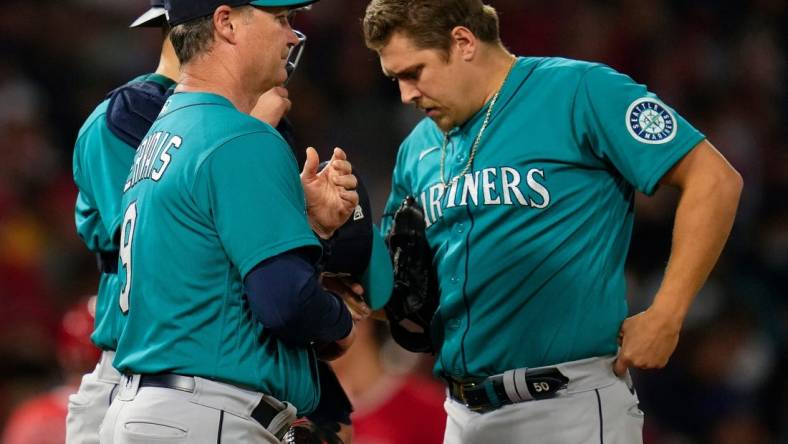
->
[112, 92, 323, 413]
[381, 57, 705, 379]
[73, 73, 175, 351]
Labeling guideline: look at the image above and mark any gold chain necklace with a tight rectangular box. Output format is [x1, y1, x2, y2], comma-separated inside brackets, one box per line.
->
[439, 58, 517, 186]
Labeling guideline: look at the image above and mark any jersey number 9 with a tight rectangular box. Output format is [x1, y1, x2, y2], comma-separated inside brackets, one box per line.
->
[119, 201, 138, 314]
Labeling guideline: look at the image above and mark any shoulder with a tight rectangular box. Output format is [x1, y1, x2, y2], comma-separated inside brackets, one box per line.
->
[200, 108, 287, 156]
[196, 124, 294, 175]
[165, 95, 278, 141]
[523, 57, 613, 86]
[73, 99, 126, 170]
[156, 93, 289, 166]
[76, 99, 110, 141]
[526, 56, 604, 75]
[105, 74, 175, 148]
[517, 57, 632, 100]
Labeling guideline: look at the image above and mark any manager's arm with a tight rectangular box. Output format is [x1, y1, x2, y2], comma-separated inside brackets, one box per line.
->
[244, 249, 355, 356]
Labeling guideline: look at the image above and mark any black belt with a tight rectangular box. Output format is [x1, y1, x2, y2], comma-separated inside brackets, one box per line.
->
[446, 367, 569, 413]
[139, 374, 285, 438]
[96, 251, 119, 274]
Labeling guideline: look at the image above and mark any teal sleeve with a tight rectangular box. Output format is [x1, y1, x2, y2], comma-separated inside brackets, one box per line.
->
[379, 139, 413, 236]
[573, 65, 706, 195]
[194, 132, 321, 278]
[73, 114, 136, 252]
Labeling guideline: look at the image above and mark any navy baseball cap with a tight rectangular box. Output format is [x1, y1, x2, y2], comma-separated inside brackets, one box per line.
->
[319, 167, 393, 310]
[165, 0, 321, 26]
[130, 0, 167, 28]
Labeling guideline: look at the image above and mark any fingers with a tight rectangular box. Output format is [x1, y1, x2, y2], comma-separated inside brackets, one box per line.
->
[612, 310, 679, 377]
[612, 356, 628, 377]
[272, 86, 289, 99]
[250, 87, 291, 127]
[301, 147, 319, 180]
[281, 97, 292, 114]
[330, 147, 347, 162]
[339, 189, 359, 207]
[616, 348, 670, 373]
[333, 277, 365, 299]
[321, 275, 370, 322]
[327, 159, 353, 176]
[346, 280, 364, 297]
[275, 87, 291, 113]
[325, 148, 352, 175]
[345, 298, 371, 322]
[331, 172, 358, 190]
[316, 147, 354, 183]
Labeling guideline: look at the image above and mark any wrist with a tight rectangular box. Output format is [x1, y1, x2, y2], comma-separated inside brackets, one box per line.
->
[311, 224, 334, 240]
[648, 297, 687, 330]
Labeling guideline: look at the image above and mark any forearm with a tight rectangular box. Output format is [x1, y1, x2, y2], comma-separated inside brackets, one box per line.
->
[245, 251, 353, 346]
[297, 283, 354, 344]
[652, 157, 742, 321]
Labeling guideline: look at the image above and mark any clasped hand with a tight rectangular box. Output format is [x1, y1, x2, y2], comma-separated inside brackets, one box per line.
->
[301, 147, 359, 239]
[613, 306, 682, 376]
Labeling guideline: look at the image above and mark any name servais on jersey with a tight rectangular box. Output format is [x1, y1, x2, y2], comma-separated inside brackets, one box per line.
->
[420, 166, 551, 227]
[124, 131, 182, 192]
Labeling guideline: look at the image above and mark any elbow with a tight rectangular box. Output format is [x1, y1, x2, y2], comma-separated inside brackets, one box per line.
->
[257, 304, 298, 336]
[704, 161, 742, 205]
[721, 165, 743, 203]
[731, 169, 744, 197]
[256, 297, 313, 347]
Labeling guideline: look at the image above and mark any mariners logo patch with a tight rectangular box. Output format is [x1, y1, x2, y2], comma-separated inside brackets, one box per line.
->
[626, 98, 676, 144]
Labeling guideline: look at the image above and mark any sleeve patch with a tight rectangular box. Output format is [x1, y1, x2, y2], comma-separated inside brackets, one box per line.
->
[625, 98, 677, 144]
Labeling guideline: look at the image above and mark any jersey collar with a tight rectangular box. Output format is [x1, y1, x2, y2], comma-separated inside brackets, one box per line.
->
[454, 57, 533, 136]
[162, 91, 237, 116]
[145, 73, 176, 90]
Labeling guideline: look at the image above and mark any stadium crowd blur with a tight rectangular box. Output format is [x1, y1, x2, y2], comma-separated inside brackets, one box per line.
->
[0, 0, 785, 443]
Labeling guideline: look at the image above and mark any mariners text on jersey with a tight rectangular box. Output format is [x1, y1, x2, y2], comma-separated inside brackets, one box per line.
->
[124, 131, 182, 192]
[420, 166, 550, 227]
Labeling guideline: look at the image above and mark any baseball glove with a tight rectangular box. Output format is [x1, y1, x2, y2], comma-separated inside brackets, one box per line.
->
[384, 196, 439, 353]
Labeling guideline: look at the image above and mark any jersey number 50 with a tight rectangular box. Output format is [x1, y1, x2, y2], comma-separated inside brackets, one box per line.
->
[119, 201, 138, 314]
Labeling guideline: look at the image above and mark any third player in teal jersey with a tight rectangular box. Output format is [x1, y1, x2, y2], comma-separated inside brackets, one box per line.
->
[364, 1, 743, 443]
[68, 3, 177, 442]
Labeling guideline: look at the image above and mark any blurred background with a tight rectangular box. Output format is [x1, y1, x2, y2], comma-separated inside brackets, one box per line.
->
[0, 0, 785, 443]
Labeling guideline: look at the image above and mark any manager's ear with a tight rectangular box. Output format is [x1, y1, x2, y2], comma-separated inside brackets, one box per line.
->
[450, 26, 478, 62]
[212, 5, 238, 44]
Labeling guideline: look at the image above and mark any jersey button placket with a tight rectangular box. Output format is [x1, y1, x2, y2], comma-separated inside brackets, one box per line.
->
[455, 131, 471, 163]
